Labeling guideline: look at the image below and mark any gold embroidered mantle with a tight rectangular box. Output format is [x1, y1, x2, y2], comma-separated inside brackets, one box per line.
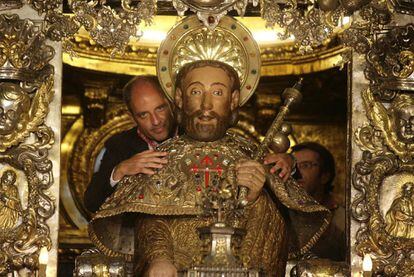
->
[89, 134, 330, 274]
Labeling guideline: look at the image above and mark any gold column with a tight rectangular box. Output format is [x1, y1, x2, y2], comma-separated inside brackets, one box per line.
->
[0, 4, 61, 277]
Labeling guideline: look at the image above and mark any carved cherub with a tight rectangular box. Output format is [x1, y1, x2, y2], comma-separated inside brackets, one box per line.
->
[0, 83, 30, 135]
[362, 89, 414, 160]
[391, 94, 414, 144]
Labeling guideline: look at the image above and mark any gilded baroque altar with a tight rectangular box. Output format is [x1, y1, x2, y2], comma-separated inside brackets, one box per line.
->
[0, 0, 412, 276]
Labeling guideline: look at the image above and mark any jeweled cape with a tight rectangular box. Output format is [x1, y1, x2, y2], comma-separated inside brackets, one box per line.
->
[89, 134, 330, 275]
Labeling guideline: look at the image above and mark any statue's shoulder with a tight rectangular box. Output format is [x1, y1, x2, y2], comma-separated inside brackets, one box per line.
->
[224, 131, 258, 157]
[156, 136, 186, 151]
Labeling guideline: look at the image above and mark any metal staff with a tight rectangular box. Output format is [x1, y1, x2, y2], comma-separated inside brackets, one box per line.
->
[238, 78, 304, 206]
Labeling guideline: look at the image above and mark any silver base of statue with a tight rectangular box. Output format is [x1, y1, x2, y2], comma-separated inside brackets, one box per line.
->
[183, 267, 261, 277]
[180, 222, 264, 277]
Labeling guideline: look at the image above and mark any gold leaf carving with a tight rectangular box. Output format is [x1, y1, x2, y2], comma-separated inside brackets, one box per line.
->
[0, 126, 55, 274]
[0, 78, 54, 152]
[0, 14, 54, 82]
[361, 88, 414, 162]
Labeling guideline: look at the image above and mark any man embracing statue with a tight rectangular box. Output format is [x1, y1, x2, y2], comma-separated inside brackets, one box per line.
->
[89, 60, 329, 276]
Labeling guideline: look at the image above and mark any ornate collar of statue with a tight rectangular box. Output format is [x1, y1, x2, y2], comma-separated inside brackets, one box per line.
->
[97, 133, 256, 218]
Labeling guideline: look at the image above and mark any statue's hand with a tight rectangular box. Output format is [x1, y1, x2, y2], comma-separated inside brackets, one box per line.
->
[113, 150, 168, 181]
[147, 259, 177, 277]
[235, 159, 266, 203]
[264, 153, 294, 182]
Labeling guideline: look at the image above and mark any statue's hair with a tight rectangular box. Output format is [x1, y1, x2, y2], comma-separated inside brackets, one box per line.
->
[174, 60, 241, 93]
[122, 75, 164, 113]
[391, 93, 414, 112]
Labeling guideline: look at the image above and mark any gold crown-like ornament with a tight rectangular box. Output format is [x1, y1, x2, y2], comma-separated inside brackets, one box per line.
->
[172, 0, 255, 28]
[0, 0, 23, 11]
[0, 14, 54, 83]
[365, 24, 414, 101]
[157, 15, 261, 106]
[0, 14, 55, 151]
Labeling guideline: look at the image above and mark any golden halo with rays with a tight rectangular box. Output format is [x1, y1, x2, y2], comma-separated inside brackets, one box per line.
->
[157, 15, 261, 106]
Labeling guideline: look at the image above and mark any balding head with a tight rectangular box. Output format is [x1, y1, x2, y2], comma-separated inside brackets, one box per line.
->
[122, 75, 174, 142]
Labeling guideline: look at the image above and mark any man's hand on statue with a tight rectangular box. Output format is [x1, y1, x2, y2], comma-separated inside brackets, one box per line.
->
[263, 153, 294, 182]
[113, 150, 168, 181]
[235, 160, 266, 203]
[146, 259, 178, 277]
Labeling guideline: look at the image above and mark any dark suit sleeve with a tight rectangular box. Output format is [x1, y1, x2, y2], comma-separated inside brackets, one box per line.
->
[84, 129, 148, 213]
[83, 143, 120, 213]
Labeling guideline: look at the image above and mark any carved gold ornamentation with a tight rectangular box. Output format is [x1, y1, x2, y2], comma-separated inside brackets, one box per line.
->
[361, 88, 414, 162]
[157, 15, 260, 106]
[365, 24, 414, 100]
[0, 79, 54, 152]
[73, 248, 127, 277]
[340, 0, 391, 55]
[291, 259, 350, 276]
[0, 126, 55, 274]
[172, 0, 253, 28]
[0, 14, 55, 151]
[0, 170, 22, 230]
[38, 0, 157, 54]
[0, 14, 54, 82]
[33, 0, 355, 58]
[352, 151, 414, 276]
[388, 0, 414, 15]
[385, 182, 414, 239]
[172, 0, 354, 53]
[0, 0, 22, 11]
[354, 79, 414, 274]
[28, 0, 61, 14]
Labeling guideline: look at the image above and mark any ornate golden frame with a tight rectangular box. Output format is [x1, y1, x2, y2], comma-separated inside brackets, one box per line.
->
[0, 14, 56, 274]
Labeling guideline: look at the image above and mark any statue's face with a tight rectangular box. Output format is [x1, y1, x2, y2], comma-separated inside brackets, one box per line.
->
[176, 66, 239, 141]
[395, 104, 414, 144]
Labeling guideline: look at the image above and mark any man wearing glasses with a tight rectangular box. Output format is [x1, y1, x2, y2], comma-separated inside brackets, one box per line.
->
[292, 142, 346, 261]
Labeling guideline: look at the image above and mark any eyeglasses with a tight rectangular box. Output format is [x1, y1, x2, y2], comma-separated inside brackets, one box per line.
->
[297, 161, 320, 170]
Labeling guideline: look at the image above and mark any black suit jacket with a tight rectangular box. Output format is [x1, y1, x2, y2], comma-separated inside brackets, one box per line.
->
[84, 127, 149, 213]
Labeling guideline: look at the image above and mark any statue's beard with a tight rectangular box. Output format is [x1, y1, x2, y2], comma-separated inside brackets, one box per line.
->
[182, 109, 231, 142]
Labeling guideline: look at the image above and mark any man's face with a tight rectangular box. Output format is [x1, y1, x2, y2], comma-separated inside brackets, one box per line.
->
[130, 83, 173, 142]
[293, 149, 325, 196]
[175, 66, 239, 142]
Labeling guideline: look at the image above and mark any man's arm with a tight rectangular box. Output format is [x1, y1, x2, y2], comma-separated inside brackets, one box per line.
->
[112, 150, 168, 181]
[235, 154, 295, 202]
[84, 146, 125, 213]
[84, 146, 168, 213]
[264, 153, 295, 181]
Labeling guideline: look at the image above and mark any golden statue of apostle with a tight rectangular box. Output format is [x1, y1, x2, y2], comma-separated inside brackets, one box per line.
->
[89, 61, 329, 276]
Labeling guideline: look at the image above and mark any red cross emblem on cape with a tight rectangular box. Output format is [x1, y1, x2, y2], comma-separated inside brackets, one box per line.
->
[188, 153, 224, 189]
